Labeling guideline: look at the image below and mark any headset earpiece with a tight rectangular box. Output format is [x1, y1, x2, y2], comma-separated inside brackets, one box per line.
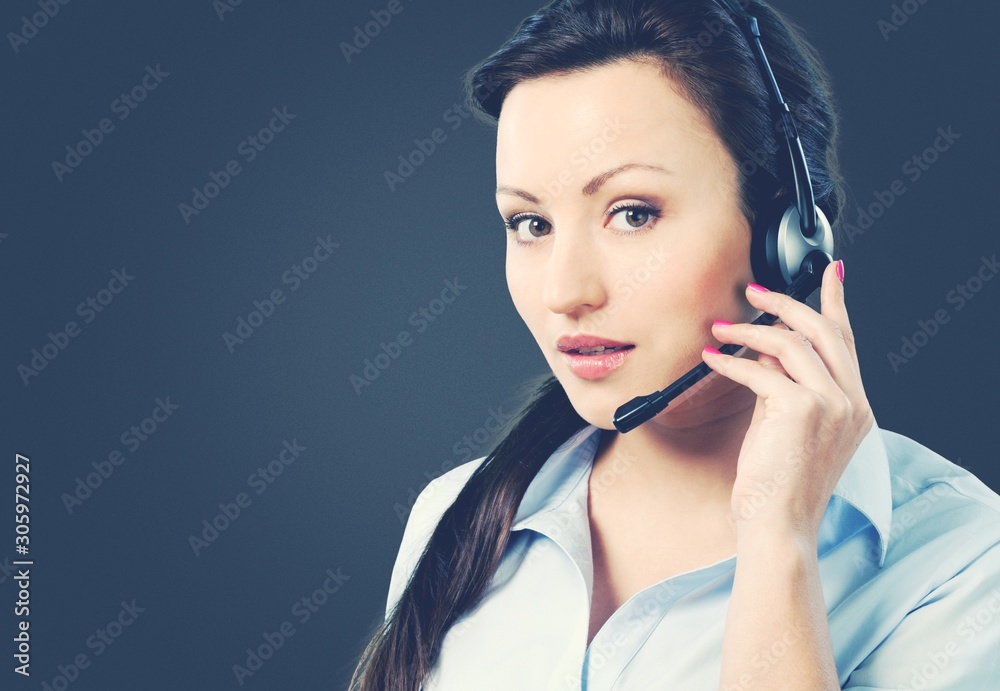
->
[751, 197, 834, 293]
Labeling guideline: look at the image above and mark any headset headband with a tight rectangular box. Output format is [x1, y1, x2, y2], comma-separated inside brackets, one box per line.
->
[714, 0, 819, 238]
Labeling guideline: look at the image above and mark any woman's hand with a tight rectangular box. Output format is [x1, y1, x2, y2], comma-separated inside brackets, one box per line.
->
[702, 259, 874, 541]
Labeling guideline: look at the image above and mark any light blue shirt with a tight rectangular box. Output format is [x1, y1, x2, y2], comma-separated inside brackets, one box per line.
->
[386, 415, 1000, 689]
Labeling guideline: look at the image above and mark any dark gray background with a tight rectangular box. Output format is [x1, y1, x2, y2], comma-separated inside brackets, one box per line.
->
[3, 1, 998, 689]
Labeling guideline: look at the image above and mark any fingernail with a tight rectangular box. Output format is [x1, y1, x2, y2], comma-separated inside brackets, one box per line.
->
[836, 260, 845, 283]
[747, 282, 769, 293]
[703, 345, 722, 355]
[713, 320, 733, 327]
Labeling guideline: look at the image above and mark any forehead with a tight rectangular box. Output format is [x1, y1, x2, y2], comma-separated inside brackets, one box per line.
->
[495, 59, 732, 190]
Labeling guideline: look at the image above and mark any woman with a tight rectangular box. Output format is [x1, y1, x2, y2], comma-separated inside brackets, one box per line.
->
[351, 1, 1000, 688]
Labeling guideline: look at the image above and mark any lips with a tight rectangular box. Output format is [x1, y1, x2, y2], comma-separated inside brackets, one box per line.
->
[556, 334, 634, 354]
[557, 334, 635, 380]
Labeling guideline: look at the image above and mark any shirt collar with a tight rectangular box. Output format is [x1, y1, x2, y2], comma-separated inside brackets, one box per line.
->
[511, 414, 893, 568]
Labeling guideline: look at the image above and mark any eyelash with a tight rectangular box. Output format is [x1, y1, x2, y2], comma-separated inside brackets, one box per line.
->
[502, 201, 662, 247]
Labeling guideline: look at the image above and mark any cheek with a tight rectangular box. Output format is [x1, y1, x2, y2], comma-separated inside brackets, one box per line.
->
[660, 232, 752, 321]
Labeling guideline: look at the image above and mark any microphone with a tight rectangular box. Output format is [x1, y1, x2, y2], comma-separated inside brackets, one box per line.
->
[612, 250, 832, 433]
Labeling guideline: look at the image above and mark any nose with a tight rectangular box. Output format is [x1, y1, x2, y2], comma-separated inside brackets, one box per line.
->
[542, 229, 607, 317]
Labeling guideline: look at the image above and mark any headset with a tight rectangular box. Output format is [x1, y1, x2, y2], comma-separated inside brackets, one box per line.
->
[612, 0, 835, 433]
[716, 0, 835, 291]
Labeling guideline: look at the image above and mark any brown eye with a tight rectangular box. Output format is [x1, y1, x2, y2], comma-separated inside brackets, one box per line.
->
[607, 202, 661, 234]
[525, 218, 550, 237]
[505, 214, 552, 245]
[623, 209, 648, 227]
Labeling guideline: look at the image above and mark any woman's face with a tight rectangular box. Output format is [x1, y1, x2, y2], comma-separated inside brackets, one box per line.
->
[496, 58, 761, 430]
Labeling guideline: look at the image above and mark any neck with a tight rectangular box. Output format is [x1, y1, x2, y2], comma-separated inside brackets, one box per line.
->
[591, 374, 757, 517]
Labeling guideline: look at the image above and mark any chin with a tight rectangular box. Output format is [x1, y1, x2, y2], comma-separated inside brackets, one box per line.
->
[575, 406, 619, 431]
[558, 379, 628, 431]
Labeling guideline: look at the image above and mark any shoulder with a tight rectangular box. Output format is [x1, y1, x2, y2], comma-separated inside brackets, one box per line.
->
[880, 427, 1000, 577]
[881, 427, 1000, 522]
[410, 456, 490, 523]
[384, 455, 490, 619]
[844, 429, 1000, 688]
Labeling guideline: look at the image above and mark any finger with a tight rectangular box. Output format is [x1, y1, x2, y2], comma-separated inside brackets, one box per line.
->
[720, 320, 788, 367]
[734, 320, 791, 379]
[701, 344, 804, 403]
[712, 319, 838, 397]
[820, 259, 859, 365]
[756, 352, 790, 379]
[742, 277, 861, 395]
[754, 322, 790, 376]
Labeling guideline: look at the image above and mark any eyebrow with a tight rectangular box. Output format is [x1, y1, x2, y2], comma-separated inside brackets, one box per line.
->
[496, 163, 672, 203]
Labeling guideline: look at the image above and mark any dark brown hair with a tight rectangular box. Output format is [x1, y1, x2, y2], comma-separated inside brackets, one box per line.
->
[349, 1, 844, 688]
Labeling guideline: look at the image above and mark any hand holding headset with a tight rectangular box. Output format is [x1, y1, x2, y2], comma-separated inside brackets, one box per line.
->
[613, 0, 835, 433]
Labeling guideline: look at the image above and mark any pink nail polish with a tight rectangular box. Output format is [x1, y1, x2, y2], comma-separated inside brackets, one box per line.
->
[703, 346, 722, 355]
[747, 282, 769, 293]
[713, 320, 733, 327]
[836, 260, 845, 283]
